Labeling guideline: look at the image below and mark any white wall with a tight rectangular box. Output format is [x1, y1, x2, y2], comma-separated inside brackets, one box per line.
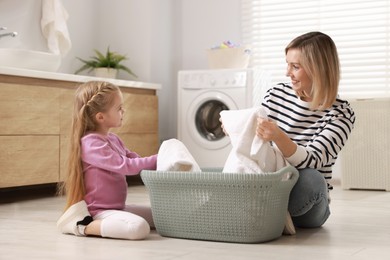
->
[0, 0, 47, 50]
[59, 0, 98, 74]
[179, 0, 242, 70]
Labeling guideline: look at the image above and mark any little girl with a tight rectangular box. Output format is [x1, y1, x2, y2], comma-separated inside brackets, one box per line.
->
[56, 81, 157, 240]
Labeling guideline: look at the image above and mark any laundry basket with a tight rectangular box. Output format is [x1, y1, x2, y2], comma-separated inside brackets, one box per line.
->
[141, 165, 298, 243]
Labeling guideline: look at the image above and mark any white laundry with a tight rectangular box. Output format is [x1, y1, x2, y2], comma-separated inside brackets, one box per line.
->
[157, 139, 201, 172]
[220, 107, 288, 174]
[41, 0, 71, 57]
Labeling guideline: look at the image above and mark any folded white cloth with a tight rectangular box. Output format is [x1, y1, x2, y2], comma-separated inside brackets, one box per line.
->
[157, 139, 201, 172]
[41, 0, 71, 57]
[220, 107, 288, 173]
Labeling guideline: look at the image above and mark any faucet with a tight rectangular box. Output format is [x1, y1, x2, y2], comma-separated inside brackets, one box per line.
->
[0, 27, 18, 39]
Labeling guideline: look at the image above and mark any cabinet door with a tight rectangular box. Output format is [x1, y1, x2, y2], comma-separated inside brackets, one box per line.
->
[112, 93, 159, 157]
[60, 135, 70, 182]
[0, 83, 60, 135]
[0, 136, 60, 188]
[118, 133, 159, 157]
[59, 88, 74, 135]
[113, 93, 158, 134]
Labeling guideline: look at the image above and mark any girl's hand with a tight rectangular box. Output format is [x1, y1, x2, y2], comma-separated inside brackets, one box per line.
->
[256, 117, 281, 142]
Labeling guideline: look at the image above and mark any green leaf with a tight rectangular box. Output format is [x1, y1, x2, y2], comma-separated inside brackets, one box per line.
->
[75, 47, 137, 78]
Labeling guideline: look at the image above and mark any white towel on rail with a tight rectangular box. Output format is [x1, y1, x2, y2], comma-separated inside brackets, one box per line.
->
[157, 139, 201, 172]
[220, 107, 288, 173]
[41, 0, 71, 57]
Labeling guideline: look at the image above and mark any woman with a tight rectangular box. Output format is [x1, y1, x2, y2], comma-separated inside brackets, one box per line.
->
[257, 32, 355, 228]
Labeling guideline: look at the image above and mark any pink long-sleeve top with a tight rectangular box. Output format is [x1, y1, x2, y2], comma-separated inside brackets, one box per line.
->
[81, 132, 157, 216]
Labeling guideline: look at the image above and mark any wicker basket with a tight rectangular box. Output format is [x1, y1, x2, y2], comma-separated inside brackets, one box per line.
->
[141, 165, 298, 243]
[207, 46, 251, 69]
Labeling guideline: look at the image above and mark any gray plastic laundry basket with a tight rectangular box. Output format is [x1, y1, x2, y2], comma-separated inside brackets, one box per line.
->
[141, 165, 298, 243]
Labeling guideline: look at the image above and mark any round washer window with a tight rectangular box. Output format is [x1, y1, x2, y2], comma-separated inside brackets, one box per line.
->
[195, 100, 228, 141]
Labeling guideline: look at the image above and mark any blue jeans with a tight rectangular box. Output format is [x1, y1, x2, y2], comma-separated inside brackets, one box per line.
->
[288, 168, 330, 228]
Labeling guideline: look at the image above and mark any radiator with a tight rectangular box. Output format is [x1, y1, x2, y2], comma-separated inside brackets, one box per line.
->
[341, 98, 390, 191]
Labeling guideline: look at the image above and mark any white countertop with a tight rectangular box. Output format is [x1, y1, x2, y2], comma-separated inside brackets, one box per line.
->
[0, 66, 161, 90]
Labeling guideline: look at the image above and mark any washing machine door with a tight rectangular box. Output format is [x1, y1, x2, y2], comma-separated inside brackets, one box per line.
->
[187, 91, 238, 150]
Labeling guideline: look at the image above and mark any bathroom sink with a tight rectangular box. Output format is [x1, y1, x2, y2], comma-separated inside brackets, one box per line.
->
[0, 48, 61, 72]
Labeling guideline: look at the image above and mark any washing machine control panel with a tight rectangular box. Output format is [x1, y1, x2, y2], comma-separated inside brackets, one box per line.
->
[180, 70, 248, 89]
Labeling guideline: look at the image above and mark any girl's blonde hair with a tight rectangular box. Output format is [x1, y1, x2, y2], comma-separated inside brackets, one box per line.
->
[285, 31, 340, 110]
[59, 81, 120, 210]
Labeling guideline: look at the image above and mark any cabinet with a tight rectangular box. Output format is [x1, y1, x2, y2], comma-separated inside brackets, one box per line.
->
[0, 73, 159, 188]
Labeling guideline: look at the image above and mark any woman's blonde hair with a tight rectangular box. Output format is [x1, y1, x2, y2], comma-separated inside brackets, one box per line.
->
[58, 81, 120, 210]
[285, 31, 340, 110]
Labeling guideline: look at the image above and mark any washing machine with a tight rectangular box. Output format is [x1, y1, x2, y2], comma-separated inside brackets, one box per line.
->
[178, 68, 263, 168]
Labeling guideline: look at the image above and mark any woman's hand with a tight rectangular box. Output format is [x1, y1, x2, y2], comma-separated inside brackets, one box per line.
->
[256, 117, 281, 142]
[257, 116, 297, 157]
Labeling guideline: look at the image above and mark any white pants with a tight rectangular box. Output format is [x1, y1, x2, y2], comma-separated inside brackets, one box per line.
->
[94, 205, 154, 240]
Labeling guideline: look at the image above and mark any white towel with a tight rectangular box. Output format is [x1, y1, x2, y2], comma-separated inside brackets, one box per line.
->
[41, 0, 71, 57]
[157, 139, 201, 172]
[220, 107, 288, 173]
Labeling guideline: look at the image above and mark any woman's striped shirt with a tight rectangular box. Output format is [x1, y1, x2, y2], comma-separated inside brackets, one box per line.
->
[261, 83, 355, 185]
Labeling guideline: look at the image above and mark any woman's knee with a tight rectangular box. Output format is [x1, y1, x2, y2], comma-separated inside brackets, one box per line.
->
[292, 203, 330, 228]
[288, 168, 328, 217]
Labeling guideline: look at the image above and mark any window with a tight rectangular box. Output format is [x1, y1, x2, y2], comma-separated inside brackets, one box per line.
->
[241, 0, 390, 98]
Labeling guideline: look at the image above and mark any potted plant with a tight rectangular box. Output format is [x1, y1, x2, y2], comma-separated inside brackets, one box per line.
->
[75, 47, 137, 79]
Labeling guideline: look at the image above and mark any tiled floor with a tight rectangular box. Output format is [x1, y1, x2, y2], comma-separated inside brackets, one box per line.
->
[0, 183, 389, 260]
